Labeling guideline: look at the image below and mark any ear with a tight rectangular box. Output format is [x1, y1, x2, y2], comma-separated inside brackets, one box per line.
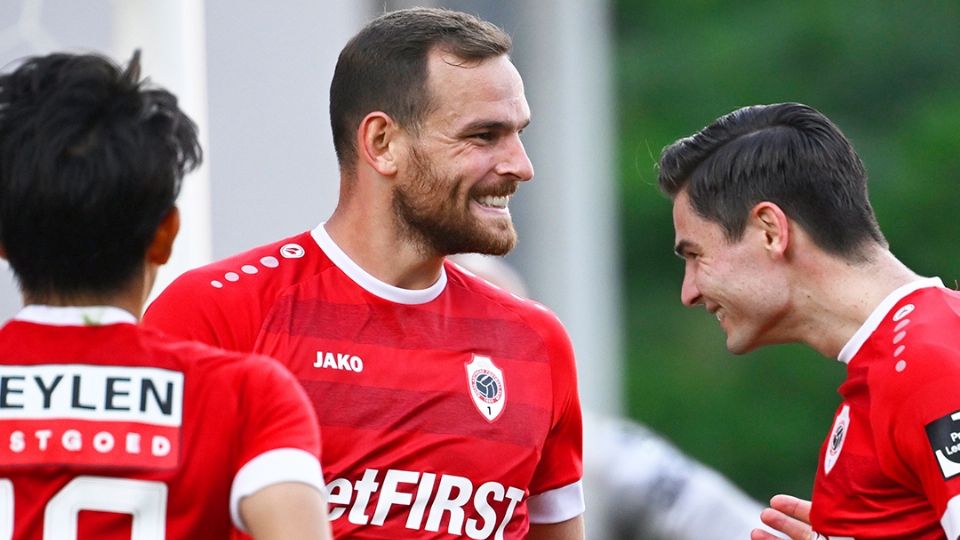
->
[357, 111, 403, 177]
[751, 201, 790, 257]
[147, 207, 180, 266]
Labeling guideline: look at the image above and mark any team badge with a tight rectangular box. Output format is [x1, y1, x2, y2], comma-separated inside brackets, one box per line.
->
[824, 405, 850, 475]
[926, 410, 960, 479]
[465, 355, 506, 422]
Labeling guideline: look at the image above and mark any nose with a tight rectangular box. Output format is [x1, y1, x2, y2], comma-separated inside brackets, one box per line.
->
[495, 134, 534, 182]
[680, 267, 702, 307]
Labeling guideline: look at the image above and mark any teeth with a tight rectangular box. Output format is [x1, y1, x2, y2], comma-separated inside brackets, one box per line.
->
[476, 195, 509, 209]
[715, 311, 723, 322]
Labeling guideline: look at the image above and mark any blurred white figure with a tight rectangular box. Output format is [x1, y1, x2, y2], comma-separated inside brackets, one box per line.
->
[449, 253, 782, 540]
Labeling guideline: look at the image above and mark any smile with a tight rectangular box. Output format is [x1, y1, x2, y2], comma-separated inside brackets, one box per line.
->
[474, 195, 510, 210]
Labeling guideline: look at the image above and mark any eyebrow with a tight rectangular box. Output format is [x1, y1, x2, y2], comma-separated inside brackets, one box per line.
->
[459, 118, 531, 134]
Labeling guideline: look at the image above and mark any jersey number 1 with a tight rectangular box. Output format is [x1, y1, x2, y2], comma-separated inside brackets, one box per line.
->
[1, 476, 167, 539]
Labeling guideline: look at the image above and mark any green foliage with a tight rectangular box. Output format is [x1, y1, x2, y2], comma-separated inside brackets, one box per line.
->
[615, 0, 960, 500]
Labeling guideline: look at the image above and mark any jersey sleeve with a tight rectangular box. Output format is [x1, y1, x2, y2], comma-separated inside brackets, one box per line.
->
[228, 354, 324, 532]
[144, 269, 261, 353]
[526, 312, 584, 524]
[881, 339, 960, 538]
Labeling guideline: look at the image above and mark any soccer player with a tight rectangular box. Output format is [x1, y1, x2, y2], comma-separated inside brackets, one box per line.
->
[659, 102, 960, 539]
[451, 253, 783, 540]
[0, 51, 331, 539]
[144, 7, 584, 539]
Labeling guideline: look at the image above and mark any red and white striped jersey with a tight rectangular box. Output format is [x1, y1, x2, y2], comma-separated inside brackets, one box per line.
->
[811, 278, 960, 539]
[144, 223, 584, 539]
[0, 305, 324, 539]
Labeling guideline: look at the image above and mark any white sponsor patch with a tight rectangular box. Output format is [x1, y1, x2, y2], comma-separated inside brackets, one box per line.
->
[926, 410, 960, 479]
[0, 364, 183, 426]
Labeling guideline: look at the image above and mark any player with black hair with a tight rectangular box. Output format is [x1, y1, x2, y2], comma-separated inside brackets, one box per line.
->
[661, 102, 960, 539]
[0, 51, 330, 539]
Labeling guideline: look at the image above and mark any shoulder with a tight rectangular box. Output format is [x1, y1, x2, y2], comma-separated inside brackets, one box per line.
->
[161, 230, 325, 299]
[144, 230, 331, 344]
[870, 287, 960, 399]
[444, 259, 571, 341]
[889, 287, 960, 363]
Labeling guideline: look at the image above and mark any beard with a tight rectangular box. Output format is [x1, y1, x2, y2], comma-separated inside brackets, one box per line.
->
[392, 146, 518, 257]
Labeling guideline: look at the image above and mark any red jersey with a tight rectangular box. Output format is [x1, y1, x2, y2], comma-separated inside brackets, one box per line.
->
[144, 224, 585, 539]
[811, 278, 960, 539]
[0, 305, 324, 539]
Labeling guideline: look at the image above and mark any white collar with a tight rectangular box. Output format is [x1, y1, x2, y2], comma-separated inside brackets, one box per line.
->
[14, 305, 138, 326]
[310, 222, 447, 305]
[837, 277, 944, 363]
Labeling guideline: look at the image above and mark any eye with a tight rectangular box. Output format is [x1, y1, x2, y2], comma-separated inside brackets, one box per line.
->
[471, 131, 495, 142]
[677, 250, 699, 263]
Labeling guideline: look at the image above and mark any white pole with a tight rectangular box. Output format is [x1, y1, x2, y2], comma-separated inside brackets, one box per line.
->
[514, 0, 623, 417]
[112, 0, 212, 303]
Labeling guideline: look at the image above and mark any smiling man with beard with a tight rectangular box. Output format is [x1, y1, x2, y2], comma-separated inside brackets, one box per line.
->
[144, 7, 584, 540]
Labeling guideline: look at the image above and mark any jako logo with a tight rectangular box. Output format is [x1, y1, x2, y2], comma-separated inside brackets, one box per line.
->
[314, 352, 364, 373]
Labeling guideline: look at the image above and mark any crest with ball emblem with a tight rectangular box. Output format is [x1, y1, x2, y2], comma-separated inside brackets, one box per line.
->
[465, 355, 506, 422]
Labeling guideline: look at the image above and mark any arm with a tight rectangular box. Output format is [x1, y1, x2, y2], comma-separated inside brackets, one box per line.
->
[240, 482, 331, 540]
[527, 515, 584, 540]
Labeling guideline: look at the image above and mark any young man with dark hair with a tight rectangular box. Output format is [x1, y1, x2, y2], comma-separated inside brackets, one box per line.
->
[0, 51, 331, 539]
[145, 7, 585, 539]
[660, 102, 960, 539]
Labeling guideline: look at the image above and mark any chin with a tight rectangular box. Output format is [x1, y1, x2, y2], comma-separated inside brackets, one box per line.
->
[724, 334, 757, 356]
[467, 222, 517, 256]
[470, 235, 515, 256]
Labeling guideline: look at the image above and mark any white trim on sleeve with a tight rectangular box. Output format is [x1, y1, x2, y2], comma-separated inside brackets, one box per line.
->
[527, 480, 585, 524]
[230, 448, 326, 533]
[941, 493, 960, 540]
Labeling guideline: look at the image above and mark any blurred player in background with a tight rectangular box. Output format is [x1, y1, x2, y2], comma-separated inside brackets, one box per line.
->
[660, 102, 960, 539]
[145, 7, 584, 539]
[0, 51, 330, 539]
[451, 253, 782, 540]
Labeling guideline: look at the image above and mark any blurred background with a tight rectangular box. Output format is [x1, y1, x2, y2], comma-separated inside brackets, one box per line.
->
[2, 0, 959, 525]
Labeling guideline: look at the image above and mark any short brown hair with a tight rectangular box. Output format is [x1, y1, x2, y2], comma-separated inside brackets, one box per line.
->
[329, 7, 511, 172]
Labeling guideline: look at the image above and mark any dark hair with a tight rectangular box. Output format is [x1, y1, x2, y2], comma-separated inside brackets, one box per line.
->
[658, 102, 886, 259]
[329, 7, 511, 172]
[0, 51, 201, 298]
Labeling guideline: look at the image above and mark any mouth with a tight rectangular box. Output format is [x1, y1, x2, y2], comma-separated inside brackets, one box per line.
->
[470, 184, 516, 216]
[474, 194, 511, 210]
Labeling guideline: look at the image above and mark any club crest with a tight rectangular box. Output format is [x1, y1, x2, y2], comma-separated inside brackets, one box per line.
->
[824, 404, 850, 475]
[465, 355, 506, 422]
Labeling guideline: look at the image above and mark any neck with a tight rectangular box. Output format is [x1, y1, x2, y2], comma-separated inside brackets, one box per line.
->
[788, 246, 921, 358]
[23, 275, 150, 320]
[325, 199, 445, 291]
